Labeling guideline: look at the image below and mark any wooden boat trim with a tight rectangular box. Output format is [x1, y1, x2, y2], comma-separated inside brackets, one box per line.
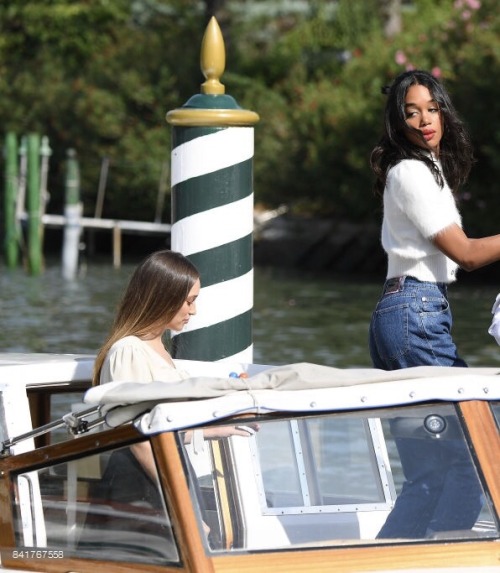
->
[1, 353, 500, 573]
[459, 400, 500, 511]
[211, 541, 500, 572]
[152, 432, 215, 573]
[0, 426, 209, 573]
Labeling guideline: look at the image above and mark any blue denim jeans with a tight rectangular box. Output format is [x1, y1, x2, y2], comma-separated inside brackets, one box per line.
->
[369, 277, 482, 538]
[377, 432, 484, 539]
[369, 276, 467, 370]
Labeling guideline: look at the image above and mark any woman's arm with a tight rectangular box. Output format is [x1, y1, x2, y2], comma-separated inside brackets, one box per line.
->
[130, 442, 158, 482]
[433, 224, 500, 272]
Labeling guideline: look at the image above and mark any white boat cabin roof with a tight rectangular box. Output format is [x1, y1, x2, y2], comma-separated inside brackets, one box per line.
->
[1, 353, 500, 440]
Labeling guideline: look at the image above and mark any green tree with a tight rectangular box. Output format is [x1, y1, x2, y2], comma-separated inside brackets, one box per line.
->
[0, 0, 203, 221]
[228, 0, 500, 230]
[1, 0, 500, 238]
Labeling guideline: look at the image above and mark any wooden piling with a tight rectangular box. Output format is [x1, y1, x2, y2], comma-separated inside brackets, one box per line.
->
[26, 133, 43, 275]
[4, 133, 19, 268]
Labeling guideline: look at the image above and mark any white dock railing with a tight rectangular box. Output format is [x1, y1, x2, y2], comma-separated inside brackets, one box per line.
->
[23, 213, 171, 269]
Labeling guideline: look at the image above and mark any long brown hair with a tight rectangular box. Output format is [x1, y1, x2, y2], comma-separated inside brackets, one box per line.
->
[92, 250, 200, 385]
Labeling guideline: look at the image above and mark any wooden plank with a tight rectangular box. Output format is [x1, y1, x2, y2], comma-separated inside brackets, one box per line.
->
[40, 213, 171, 234]
[459, 400, 500, 512]
[212, 541, 500, 572]
[152, 432, 215, 573]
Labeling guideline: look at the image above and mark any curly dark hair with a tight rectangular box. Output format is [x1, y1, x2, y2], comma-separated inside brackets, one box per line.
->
[370, 70, 474, 196]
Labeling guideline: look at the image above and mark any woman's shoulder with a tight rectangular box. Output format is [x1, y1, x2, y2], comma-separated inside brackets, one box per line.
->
[109, 335, 145, 351]
[101, 336, 158, 384]
[386, 158, 441, 196]
[105, 336, 153, 365]
[388, 158, 434, 179]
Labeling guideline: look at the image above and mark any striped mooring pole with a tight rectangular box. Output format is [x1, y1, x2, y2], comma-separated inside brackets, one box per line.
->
[166, 17, 259, 363]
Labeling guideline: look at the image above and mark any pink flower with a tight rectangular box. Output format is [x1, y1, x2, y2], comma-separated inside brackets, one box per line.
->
[431, 67, 442, 78]
[462, 9, 472, 19]
[454, 0, 464, 7]
[395, 50, 407, 65]
[465, 0, 480, 9]
[406, 63, 415, 71]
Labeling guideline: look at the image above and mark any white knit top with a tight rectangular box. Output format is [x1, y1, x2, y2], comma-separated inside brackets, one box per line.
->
[381, 158, 461, 283]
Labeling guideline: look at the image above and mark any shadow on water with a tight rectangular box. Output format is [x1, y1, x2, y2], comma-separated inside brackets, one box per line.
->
[1, 260, 500, 368]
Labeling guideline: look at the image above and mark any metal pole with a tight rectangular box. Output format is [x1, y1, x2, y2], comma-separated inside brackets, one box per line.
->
[26, 133, 42, 275]
[4, 133, 19, 267]
[62, 149, 82, 280]
[94, 156, 109, 219]
[154, 160, 169, 223]
[166, 17, 259, 363]
[88, 156, 109, 258]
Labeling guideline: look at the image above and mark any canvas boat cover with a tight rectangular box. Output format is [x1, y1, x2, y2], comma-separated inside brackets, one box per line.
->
[83, 363, 500, 433]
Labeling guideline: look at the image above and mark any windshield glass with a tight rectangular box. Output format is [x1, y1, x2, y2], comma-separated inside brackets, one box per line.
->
[179, 403, 499, 552]
[11, 442, 180, 566]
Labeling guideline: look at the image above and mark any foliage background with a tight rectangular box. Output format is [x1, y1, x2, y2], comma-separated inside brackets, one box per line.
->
[0, 0, 499, 237]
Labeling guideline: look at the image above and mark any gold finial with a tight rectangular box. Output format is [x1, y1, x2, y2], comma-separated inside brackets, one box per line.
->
[200, 17, 225, 95]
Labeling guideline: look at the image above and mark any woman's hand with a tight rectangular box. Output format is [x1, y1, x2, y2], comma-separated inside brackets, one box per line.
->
[183, 423, 260, 446]
[203, 423, 260, 439]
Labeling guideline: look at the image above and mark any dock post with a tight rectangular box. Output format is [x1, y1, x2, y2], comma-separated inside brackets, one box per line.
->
[26, 133, 43, 275]
[166, 17, 259, 363]
[62, 149, 82, 280]
[39, 136, 52, 240]
[4, 133, 19, 268]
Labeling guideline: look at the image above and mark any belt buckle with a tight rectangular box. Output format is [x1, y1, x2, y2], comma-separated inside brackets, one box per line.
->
[385, 276, 404, 294]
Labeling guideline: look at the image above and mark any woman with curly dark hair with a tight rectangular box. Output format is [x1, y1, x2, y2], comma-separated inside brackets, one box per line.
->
[370, 69, 500, 370]
[369, 70, 500, 540]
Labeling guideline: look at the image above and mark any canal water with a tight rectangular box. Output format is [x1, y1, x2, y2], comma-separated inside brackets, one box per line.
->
[1, 260, 500, 368]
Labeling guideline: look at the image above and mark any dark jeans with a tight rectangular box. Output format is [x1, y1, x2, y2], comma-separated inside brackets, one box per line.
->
[371, 276, 483, 538]
[377, 433, 484, 538]
[369, 276, 467, 369]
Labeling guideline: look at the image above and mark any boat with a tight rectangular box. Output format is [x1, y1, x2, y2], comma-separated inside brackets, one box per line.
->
[0, 353, 499, 572]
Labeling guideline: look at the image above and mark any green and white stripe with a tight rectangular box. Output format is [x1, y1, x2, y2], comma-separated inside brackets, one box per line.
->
[170, 126, 255, 362]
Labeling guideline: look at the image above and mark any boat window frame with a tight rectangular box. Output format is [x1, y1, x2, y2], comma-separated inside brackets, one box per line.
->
[459, 400, 500, 514]
[0, 399, 499, 573]
[248, 416, 397, 516]
[26, 383, 91, 447]
[0, 424, 212, 573]
[177, 402, 500, 554]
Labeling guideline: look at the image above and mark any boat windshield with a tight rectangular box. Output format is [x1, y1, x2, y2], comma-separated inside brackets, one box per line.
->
[7, 402, 499, 565]
[11, 443, 180, 566]
[180, 403, 499, 552]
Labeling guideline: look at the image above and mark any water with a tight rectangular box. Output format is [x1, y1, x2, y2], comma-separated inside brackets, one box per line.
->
[1, 260, 500, 368]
